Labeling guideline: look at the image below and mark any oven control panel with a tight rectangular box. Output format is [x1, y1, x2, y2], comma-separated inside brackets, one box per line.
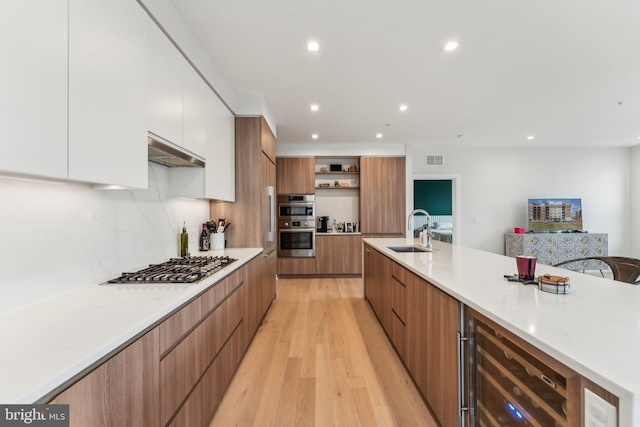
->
[278, 220, 314, 229]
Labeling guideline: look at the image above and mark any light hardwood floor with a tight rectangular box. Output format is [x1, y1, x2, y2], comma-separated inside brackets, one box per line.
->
[209, 277, 438, 427]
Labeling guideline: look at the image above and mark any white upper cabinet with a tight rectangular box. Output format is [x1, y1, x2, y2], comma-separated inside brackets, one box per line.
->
[68, 0, 148, 188]
[170, 90, 236, 202]
[0, 1, 68, 179]
[148, 20, 208, 159]
[169, 89, 235, 200]
[205, 91, 235, 201]
[148, 21, 183, 148]
[182, 64, 207, 157]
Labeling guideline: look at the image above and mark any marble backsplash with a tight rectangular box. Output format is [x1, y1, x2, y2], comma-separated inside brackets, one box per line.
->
[0, 163, 210, 312]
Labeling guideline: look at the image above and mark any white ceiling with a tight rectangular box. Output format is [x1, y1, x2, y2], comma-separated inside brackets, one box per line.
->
[171, 0, 640, 148]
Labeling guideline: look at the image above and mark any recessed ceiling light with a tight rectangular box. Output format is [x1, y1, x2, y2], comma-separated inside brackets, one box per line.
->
[307, 41, 319, 52]
[310, 104, 319, 112]
[311, 133, 319, 140]
[398, 104, 408, 112]
[443, 40, 459, 51]
[376, 133, 383, 139]
[527, 135, 535, 140]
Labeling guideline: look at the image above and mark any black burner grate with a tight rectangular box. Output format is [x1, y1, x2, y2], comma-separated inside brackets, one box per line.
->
[107, 256, 237, 284]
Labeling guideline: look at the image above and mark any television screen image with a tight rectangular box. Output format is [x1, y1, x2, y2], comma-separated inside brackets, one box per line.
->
[527, 198, 582, 232]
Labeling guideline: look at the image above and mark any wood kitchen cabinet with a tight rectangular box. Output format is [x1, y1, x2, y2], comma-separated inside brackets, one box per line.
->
[363, 243, 391, 331]
[50, 255, 267, 427]
[389, 264, 408, 360]
[389, 259, 459, 427]
[213, 117, 276, 251]
[364, 244, 460, 427]
[277, 234, 362, 276]
[161, 270, 245, 427]
[50, 329, 160, 427]
[261, 119, 276, 163]
[210, 116, 277, 318]
[315, 234, 362, 276]
[277, 256, 317, 275]
[424, 281, 459, 427]
[360, 156, 406, 236]
[276, 157, 315, 194]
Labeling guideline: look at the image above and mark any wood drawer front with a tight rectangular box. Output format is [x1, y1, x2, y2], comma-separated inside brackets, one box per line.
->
[202, 324, 245, 424]
[160, 326, 204, 426]
[170, 325, 244, 427]
[160, 271, 241, 356]
[277, 256, 317, 275]
[390, 264, 408, 322]
[161, 284, 244, 426]
[160, 296, 202, 355]
[200, 271, 240, 315]
[200, 285, 243, 370]
[389, 308, 407, 359]
[166, 379, 204, 427]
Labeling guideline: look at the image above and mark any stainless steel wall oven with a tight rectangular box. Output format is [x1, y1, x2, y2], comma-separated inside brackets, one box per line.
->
[277, 195, 315, 257]
[277, 194, 315, 220]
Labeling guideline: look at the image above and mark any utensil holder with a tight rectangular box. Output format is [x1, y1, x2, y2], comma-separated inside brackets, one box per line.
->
[211, 233, 225, 250]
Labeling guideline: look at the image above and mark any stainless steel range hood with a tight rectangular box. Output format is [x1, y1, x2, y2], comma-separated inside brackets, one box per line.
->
[148, 134, 205, 168]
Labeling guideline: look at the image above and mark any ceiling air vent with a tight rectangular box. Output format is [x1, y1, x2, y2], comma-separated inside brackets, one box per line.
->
[425, 154, 444, 166]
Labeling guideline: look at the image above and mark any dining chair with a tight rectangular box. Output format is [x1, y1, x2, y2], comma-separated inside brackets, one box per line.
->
[553, 256, 640, 284]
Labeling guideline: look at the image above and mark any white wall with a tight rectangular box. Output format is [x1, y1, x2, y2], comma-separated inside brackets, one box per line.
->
[0, 163, 209, 312]
[408, 145, 630, 256]
[630, 146, 640, 257]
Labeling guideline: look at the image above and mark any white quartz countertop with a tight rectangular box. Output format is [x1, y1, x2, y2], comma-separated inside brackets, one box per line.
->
[0, 248, 262, 404]
[364, 238, 640, 425]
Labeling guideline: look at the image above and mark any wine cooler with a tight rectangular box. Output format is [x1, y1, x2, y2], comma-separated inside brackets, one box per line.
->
[469, 312, 579, 427]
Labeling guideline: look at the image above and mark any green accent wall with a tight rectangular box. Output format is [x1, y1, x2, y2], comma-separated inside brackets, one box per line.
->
[413, 180, 452, 215]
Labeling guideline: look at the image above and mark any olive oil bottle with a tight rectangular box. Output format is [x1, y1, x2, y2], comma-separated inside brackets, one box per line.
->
[180, 222, 188, 257]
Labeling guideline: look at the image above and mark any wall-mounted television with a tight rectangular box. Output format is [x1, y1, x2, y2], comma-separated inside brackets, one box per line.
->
[527, 198, 582, 232]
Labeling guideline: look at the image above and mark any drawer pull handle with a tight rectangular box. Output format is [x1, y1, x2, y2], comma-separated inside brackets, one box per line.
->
[541, 374, 556, 389]
[504, 351, 512, 360]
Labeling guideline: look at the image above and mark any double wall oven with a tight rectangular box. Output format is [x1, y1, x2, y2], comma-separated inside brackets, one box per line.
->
[277, 194, 315, 257]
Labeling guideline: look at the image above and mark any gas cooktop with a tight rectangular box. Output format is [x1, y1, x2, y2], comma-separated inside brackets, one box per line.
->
[106, 255, 237, 284]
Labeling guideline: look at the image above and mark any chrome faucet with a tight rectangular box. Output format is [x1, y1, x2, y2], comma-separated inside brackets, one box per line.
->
[408, 209, 432, 249]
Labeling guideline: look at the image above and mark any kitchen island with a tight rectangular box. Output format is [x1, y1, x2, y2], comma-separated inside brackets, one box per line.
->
[363, 237, 640, 426]
[0, 247, 262, 406]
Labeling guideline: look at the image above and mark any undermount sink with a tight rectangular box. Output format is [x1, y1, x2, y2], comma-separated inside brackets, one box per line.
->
[387, 245, 434, 253]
